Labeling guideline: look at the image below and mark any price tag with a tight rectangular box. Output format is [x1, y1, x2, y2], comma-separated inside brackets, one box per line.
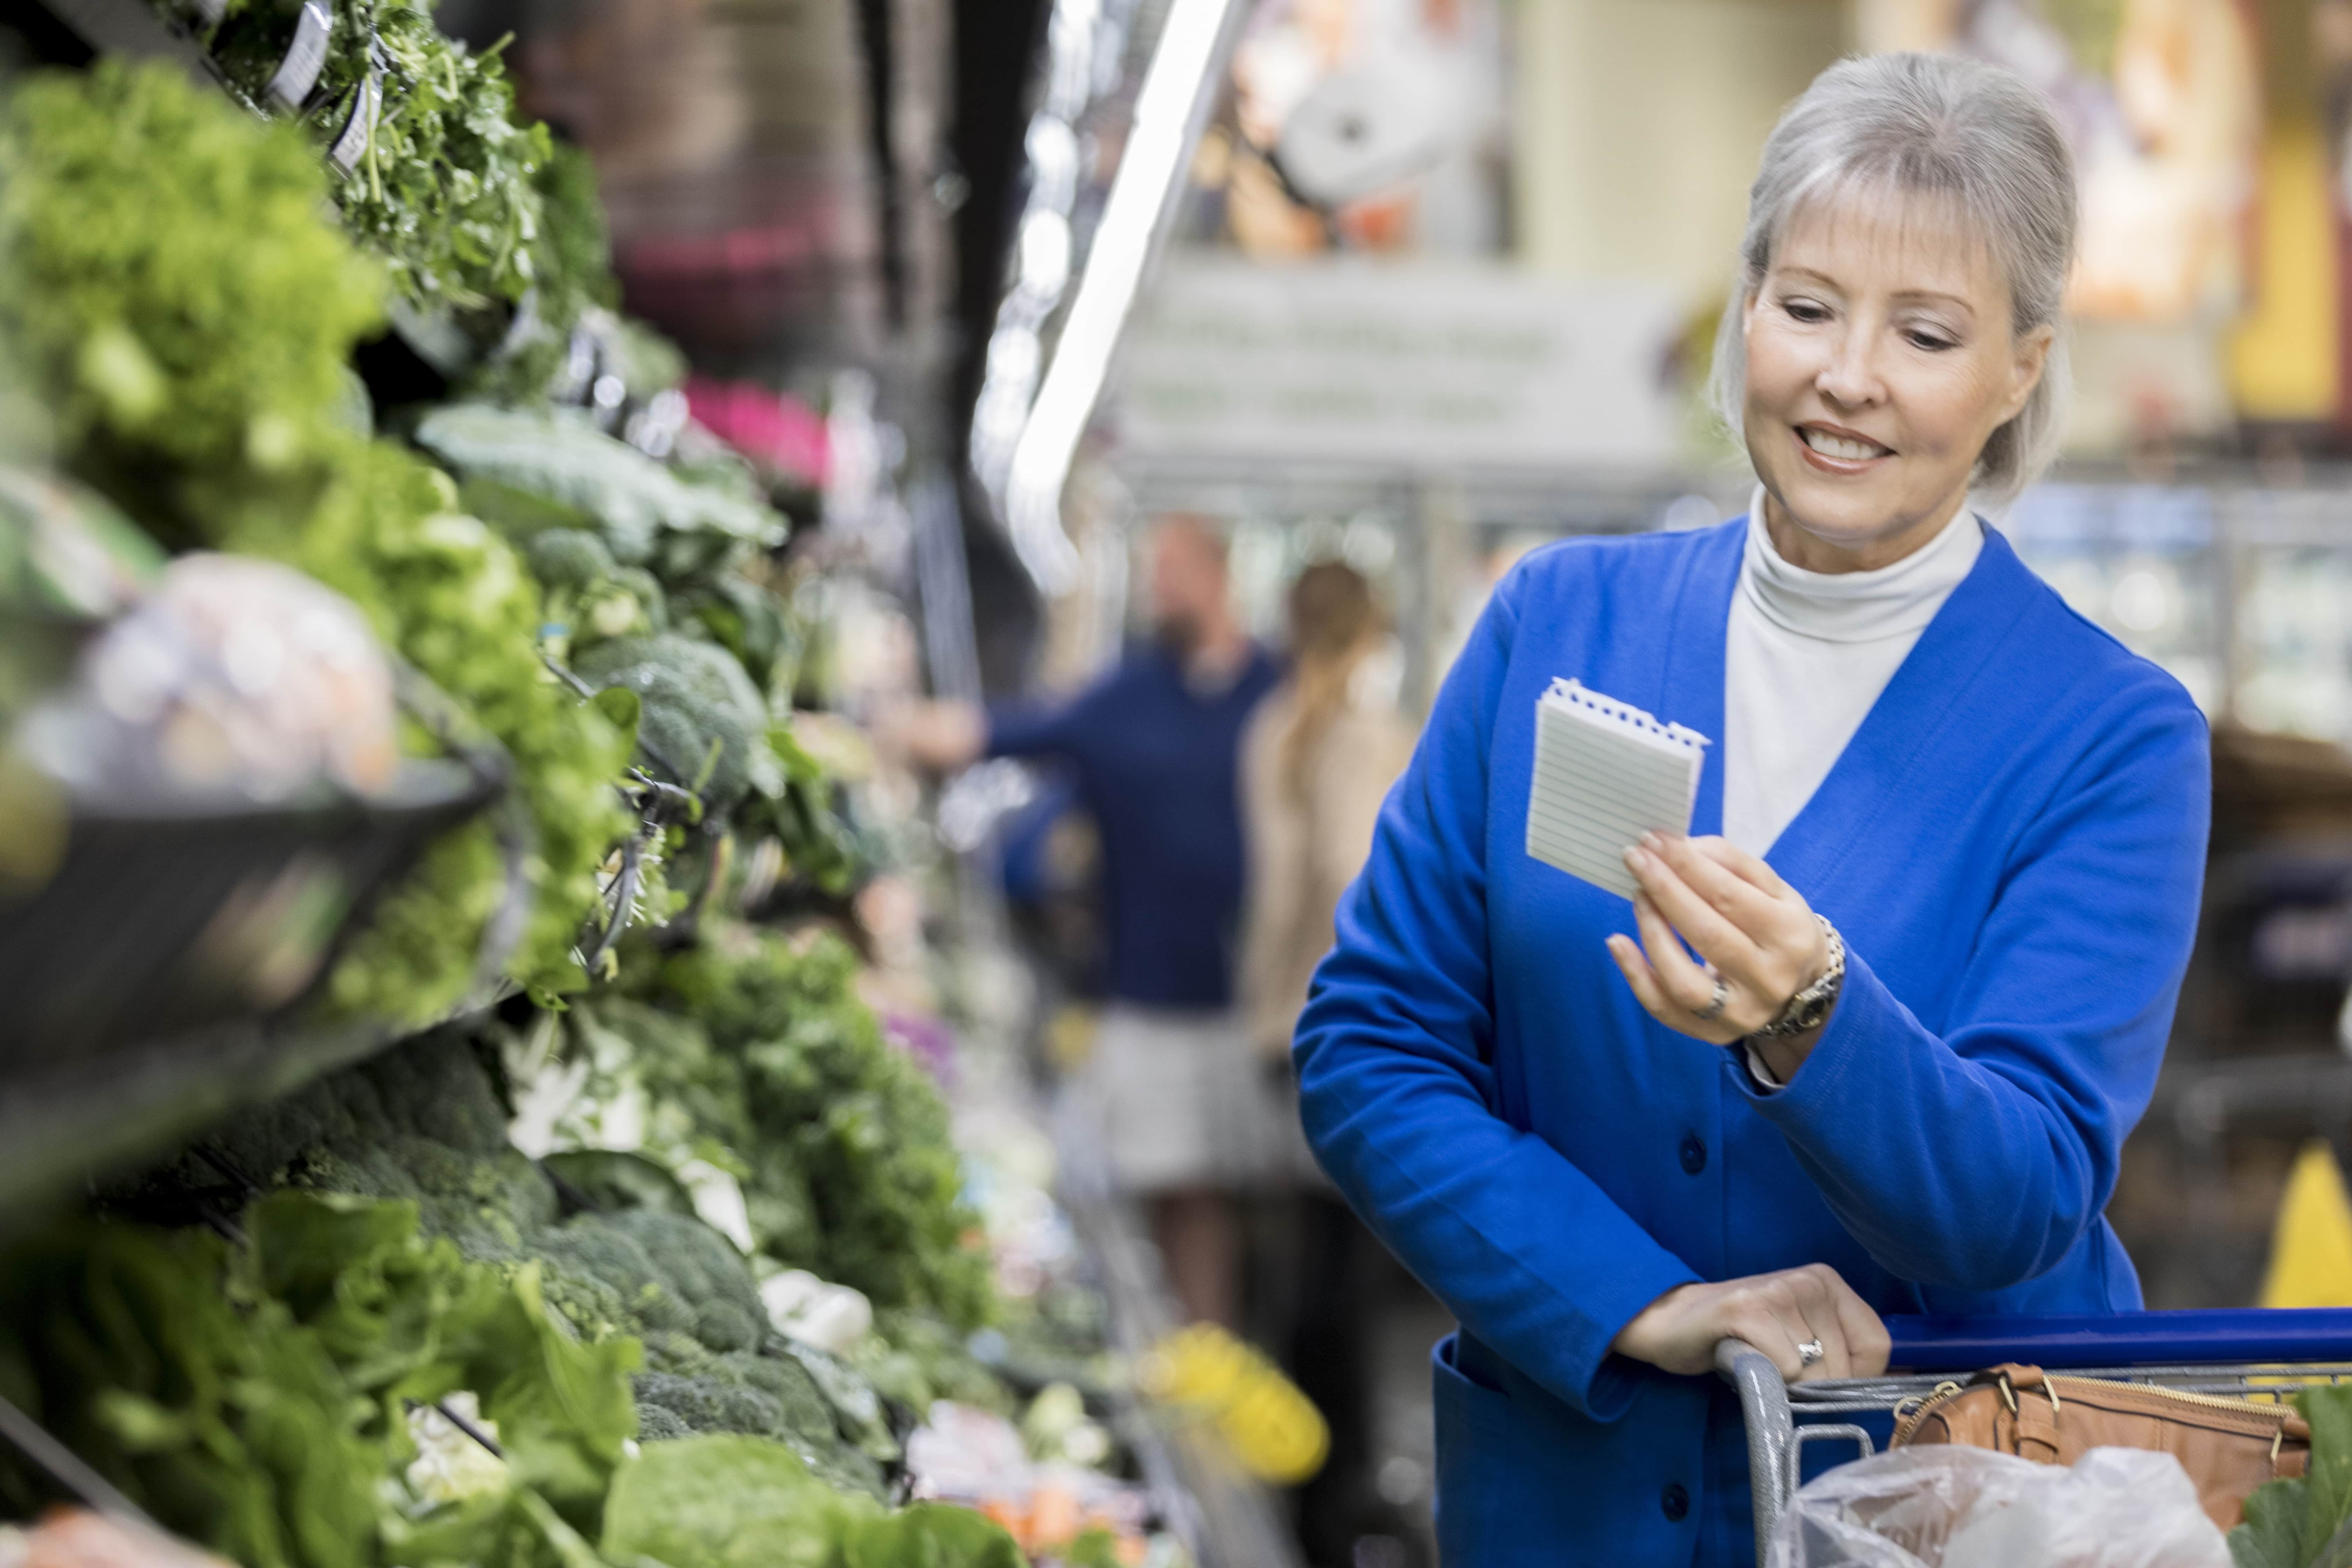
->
[265, 1, 332, 113]
[327, 70, 377, 173]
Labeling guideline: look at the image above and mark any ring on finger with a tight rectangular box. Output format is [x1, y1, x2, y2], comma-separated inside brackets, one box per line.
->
[1689, 974, 1729, 1022]
[1796, 1338, 1825, 1368]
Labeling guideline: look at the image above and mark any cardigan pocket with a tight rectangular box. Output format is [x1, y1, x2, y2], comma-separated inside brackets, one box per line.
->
[1432, 1332, 1514, 1565]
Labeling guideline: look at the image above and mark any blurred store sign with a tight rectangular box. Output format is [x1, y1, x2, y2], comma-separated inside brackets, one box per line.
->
[1112, 256, 1680, 470]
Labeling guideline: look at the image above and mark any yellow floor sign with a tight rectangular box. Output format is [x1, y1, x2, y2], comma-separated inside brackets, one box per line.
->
[2261, 1140, 2352, 1309]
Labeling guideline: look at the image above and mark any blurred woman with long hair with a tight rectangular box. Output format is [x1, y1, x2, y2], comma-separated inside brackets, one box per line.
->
[1240, 561, 1415, 1071]
[1239, 560, 1416, 1563]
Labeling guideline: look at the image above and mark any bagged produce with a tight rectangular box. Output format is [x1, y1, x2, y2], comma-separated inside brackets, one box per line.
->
[1770, 1446, 2231, 1568]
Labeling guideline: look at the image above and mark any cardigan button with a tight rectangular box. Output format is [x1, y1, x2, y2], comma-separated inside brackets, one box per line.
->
[1661, 1482, 1690, 1521]
[1679, 1134, 1707, 1175]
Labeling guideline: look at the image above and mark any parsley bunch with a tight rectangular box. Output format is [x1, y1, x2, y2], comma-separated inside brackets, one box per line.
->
[336, 0, 552, 313]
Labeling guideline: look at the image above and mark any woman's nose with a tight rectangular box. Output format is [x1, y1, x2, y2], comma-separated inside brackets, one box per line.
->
[1815, 330, 1886, 408]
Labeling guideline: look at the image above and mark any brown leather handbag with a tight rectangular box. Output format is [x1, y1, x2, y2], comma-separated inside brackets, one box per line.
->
[1891, 1363, 2309, 1531]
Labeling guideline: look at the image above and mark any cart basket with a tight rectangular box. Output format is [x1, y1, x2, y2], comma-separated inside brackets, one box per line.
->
[1720, 1308, 2352, 1567]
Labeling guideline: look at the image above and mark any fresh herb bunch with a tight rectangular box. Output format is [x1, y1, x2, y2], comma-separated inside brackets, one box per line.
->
[328, 0, 552, 314]
[464, 144, 626, 403]
[0, 61, 383, 546]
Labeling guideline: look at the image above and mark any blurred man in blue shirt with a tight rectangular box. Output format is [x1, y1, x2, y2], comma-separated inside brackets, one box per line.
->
[892, 517, 1281, 1325]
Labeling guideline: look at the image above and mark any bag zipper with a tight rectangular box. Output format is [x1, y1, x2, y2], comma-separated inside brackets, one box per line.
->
[1891, 1374, 2297, 1447]
[1890, 1380, 1966, 1445]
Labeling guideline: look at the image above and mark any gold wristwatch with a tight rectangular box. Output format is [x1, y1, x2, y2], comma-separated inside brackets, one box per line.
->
[1753, 915, 1845, 1040]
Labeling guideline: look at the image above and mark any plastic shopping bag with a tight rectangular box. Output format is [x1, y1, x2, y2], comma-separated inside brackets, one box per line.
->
[1768, 1446, 2231, 1568]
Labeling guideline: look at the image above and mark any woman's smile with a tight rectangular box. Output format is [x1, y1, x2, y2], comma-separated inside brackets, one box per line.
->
[1794, 421, 1897, 471]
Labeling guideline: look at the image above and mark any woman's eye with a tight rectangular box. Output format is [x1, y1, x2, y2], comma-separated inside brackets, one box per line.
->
[1905, 328, 1957, 352]
[1783, 300, 1830, 323]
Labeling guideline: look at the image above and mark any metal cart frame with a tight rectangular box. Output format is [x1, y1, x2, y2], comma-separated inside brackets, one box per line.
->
[1717, 1308, 2352, 1568]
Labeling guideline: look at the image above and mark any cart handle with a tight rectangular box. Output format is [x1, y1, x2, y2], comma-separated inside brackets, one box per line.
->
[1886, 1307, 2352, 1371]
[1717, 1338, 1790, 1568]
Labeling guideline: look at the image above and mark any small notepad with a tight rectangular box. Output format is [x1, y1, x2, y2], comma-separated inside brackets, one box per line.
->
[1525, 679, 1712, 900]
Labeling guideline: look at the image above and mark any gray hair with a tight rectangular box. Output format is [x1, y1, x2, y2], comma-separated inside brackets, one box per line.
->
[1708, 52, 2076, 507]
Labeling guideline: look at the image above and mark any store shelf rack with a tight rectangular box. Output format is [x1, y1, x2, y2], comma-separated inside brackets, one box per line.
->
[0, 1001, 491, 1237]
[0, 687, 530, 1238]
[22, 0, 217, 78]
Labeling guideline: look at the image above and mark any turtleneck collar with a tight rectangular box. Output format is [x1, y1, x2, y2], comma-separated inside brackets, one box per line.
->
[1739, 484, 1984, 645]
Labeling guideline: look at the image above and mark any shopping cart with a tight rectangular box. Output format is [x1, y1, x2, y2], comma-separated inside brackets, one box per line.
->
[1717, 1307, 2352, 1568]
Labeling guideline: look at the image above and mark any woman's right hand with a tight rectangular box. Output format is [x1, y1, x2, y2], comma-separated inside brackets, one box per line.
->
[1609, 1265, 1891, 1382]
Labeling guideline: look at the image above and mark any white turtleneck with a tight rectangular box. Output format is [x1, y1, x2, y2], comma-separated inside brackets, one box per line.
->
[1722, 486, 1983, 857]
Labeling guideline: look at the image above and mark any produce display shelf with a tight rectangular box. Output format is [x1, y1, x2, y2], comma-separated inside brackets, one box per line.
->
[23, 0, 215, 77]
[0, 996, 500, 1238]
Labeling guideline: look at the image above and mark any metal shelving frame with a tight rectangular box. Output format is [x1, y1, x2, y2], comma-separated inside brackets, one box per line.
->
[0, 1002, 495, 1235]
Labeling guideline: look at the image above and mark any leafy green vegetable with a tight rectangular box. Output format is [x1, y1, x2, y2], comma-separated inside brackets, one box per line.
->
[2235, 1478, 2313, 1568]
[0, 1220, 382, 1568]
[323, 0, 552, 314]
[658, 927, 994, 1332]
[259, 444, 635, 1011]
[239, 1191, 640, 1527]
[2231, 1384, 2352, 1568]
[601, 1435, 845, 1568]
[0, 61, 382, 547]
[837, 1504, 1026, 1568]
[1, 60, 636, 1013]
[0, 1186, 640, 1568]
[851, 1310, 1015, 1419]
[193, 1034, 889, 1491]
[599, 1437, 1018, 1568]
[414, 404, 783, 568]
[574, 633, 781, 809]
[527, 144, 621, 332]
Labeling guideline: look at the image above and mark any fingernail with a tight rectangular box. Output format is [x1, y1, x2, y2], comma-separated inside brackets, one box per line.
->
[1641, 831, 1662, 850]
[1624, 846, 1646, 868]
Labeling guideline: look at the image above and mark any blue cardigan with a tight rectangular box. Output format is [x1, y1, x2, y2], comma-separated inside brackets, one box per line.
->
[1294, 517, 2209, 1565]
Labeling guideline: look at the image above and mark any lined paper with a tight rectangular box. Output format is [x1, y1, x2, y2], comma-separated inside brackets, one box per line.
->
[1525, 679, 1711, 899]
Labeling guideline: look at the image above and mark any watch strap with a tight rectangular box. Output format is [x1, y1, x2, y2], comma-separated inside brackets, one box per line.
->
[1753, 914, 1844, 1040]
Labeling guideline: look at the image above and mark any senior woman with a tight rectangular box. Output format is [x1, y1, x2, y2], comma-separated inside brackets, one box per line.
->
[1294, 51, 2210, 1566]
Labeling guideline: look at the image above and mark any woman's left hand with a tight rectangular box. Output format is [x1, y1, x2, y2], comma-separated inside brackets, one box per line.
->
[1603, 834, 1830, 1052]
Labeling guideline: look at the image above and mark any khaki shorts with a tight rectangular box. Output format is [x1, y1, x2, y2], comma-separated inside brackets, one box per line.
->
[1076, 1004, 1292, 1195]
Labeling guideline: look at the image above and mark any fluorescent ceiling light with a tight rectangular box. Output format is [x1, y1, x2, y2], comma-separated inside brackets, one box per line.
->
[1003, 0, 1241, 594]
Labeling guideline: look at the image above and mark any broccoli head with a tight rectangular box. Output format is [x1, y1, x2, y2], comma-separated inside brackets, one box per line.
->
[600, 1210, 765, 1335]
[532, 1215, 698, 1339]
[632, 1402, 692, 1443]
[630, 1371, 784, 1440]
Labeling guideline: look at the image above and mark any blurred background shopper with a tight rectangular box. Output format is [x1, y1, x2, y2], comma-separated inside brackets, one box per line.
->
[1293, 53, 2212, 1564]
[891, 517, 1282, 1327]
[1238, 560, 1416, 1562]
[1240, 562, 1414, 1079]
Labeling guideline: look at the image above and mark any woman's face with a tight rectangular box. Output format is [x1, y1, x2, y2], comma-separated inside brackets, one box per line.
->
[1741, 189, 2053, 572]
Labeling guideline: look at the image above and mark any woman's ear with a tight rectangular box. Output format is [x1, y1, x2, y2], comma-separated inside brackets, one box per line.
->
[2003, 322, 2056, 422]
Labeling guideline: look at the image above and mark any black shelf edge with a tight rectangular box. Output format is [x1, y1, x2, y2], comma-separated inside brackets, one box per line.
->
[27, 0, 214, 77]
[0, 998, 496, 1235]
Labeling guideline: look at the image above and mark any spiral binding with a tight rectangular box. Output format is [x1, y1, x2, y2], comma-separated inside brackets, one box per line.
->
[1546, 678, 1710, 753]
